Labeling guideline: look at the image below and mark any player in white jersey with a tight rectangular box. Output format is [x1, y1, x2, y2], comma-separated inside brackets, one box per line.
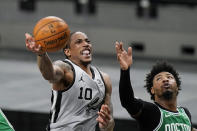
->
[25, 31, 114, 131]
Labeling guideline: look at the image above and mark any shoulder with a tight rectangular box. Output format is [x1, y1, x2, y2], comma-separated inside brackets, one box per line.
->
[182, 106, 190, 112]
[137, 102, 161, 130]
[53, 60, 73, 72]
[53, 60, 70, 68]
[100, 72, 112, 90]
[180, 107, 196, 130]
[51, 60, 75, 90]
[181, 107, 191, 118]
[136, 101, 160, 120]
[100, 71, 110, 81]
[141, 101, 160, 114]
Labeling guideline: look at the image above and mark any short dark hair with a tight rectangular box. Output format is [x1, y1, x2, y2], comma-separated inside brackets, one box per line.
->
[144, 61, 181, 100]
[62, 32, 76, 58]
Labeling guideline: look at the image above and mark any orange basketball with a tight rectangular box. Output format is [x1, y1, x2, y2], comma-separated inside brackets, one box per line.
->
[33, 16, 70, 52]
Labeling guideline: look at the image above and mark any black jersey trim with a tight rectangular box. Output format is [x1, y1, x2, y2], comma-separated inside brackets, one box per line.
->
[90, 66, 95, 79]
[182, 107, 192, 121]
[181, 107, 193, 130]
[48, 91, 63, 124]
[53, 91, 62, 123]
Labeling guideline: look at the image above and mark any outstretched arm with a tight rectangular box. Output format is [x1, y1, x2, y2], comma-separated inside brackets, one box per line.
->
[25, 33, 68, 84]
[115, 41, 143, 118]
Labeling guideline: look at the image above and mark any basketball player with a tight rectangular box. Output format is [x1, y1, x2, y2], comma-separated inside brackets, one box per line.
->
[0, 109, 15, 131]
[25, 31, 114, 131]
[115, 41, 197, 131]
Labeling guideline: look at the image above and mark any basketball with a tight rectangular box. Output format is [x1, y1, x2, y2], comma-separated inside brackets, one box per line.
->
[33, 16, 70, 52]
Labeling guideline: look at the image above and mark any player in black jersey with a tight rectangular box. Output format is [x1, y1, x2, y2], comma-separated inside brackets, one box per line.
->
[25, 31, 114, 131]
[115, 41, 197, 131]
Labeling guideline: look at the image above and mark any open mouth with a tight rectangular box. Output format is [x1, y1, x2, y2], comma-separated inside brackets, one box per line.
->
[162, 83, 170, 89]
[81, 49, 91, 57]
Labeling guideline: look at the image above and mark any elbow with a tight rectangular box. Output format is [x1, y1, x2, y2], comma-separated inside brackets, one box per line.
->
[41, 73, 54, 81]
[121, 103, 127, 109]
[119, 95, 136, 109]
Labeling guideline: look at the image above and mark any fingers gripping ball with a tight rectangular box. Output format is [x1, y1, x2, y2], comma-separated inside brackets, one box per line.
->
[33, 16, 70, 52]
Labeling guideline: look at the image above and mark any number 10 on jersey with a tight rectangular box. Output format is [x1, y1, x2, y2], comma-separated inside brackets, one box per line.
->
[78, 87, 92, 100]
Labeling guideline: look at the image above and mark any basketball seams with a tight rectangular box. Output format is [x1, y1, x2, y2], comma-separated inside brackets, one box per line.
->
[34, 20, 66, 38]
[33, 16, 70, 52]
[35, 30, 68, 42]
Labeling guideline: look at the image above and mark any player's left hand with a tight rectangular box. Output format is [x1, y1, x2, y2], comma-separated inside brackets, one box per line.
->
[97, 104, 113, 130]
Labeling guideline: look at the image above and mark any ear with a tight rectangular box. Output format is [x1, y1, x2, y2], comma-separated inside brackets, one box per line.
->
[151, 87, 155, 94]
[176, 86, 179, 92]
[64, 48, 71, 57]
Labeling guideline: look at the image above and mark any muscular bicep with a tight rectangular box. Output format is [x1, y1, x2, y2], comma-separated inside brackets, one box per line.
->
[49, 60, 72, 83]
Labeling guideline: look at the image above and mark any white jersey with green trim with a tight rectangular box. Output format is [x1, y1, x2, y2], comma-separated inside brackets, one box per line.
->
[48, 59, 106, 131]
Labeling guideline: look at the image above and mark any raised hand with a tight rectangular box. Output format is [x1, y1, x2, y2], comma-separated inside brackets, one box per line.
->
[97, 104, 114, 130]
[25, 33, 45, 55]
[115, 41, 133, 70]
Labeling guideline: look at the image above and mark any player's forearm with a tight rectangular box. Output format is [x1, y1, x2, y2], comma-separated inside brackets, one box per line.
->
[37, 53, 55, 80]
[119, 68, 143, 116]
[119, 68, 135, 107]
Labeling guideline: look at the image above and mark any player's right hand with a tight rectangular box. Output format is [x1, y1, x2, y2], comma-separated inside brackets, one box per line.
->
[97, 104, 112, 130]
[115, 41, 133, 70]
[25, 33, 45, 55]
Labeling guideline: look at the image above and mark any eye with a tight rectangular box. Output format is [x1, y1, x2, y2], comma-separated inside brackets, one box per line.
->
[156, 77, 161, 81]
[167, 76, 173, 79]
[76, 39, 83, 44]
[85, 39, 90, 43]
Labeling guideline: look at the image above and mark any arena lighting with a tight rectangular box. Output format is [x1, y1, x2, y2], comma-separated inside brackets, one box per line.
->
[19, 0, 36, 11]
[137, 0, 150, 18]
[136, 0, 158, 19]
[74, 0, 96, 14]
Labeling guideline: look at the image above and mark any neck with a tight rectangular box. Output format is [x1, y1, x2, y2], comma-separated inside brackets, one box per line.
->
[72, 60, 92, 77]
[155, 98, 177, 111]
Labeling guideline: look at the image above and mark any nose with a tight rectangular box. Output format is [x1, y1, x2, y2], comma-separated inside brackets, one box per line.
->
[162, 77, 169, 83]
[83, 41, 89, 46]
[82, 41, 91, 47]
